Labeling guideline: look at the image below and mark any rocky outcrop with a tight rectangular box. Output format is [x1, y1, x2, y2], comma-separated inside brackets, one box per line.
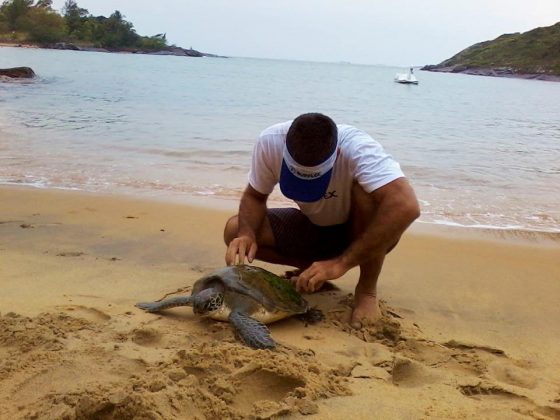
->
[0, 67, 36, 78]
[421, 64, 560, 82]
[41, 42, 222, 58]
[49, 42, 81, 51]
[421, 22, 560, 82]
[1, 41, 225, 59]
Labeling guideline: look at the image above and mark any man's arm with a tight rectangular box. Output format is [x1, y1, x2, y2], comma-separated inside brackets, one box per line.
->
[296, 178, 420, 291]
[225, 184, 269, 265]
[340, 177, 420, 268]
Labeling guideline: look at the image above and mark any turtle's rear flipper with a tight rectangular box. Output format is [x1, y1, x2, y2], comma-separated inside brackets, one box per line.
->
[136, 296, 193, 313]
[229, 311, 276, 349]
[297, 307, 325, 325]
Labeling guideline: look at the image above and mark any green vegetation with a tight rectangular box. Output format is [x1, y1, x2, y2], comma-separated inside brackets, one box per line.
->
[0, 0, 168, 50]
[431, 22, 560, 76]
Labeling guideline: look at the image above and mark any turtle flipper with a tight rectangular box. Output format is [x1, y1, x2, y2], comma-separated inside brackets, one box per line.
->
[229, 311, 276, 349]
[136, 296, 193, 313]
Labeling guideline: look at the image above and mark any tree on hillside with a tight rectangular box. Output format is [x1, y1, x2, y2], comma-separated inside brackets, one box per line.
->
[138, 33, 167, 50]
[89, 10, 139, 48]
[62, 0, 88, 39]
[35, 0, 52, 8]
[20, 5, 64, 43]
[0, 0, 170, 50]
[0, 0, 33, 30]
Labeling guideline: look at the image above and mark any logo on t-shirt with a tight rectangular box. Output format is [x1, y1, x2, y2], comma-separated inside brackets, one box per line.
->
[324, 190, 338, 199]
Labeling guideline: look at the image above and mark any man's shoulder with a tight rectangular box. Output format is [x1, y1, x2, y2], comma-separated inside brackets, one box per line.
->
[337, 124, 372, 140]
[259, 120, 292, 139]
[337, 124, 381, 150]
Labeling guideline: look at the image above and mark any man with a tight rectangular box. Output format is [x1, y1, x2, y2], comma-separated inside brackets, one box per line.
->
[224, 113, 419, 327]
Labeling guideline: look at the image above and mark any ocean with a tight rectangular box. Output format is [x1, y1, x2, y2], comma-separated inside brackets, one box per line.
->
[1, 47, 559, 233]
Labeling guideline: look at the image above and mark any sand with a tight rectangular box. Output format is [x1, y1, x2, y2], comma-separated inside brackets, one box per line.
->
[1, 185, 559, 419]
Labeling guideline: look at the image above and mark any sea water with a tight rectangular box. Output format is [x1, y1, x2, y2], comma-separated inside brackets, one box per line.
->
[1, 47, 559, 233]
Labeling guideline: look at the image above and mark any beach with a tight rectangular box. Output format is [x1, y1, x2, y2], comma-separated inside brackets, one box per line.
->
[1, 185, 559, 419]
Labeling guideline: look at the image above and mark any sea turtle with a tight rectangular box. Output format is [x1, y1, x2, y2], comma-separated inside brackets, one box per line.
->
[135, 265, 323, 349]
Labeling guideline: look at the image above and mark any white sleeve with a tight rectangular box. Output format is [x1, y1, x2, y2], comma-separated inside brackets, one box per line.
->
[248, 136, 278, 195]
[352, 137, 405, 193]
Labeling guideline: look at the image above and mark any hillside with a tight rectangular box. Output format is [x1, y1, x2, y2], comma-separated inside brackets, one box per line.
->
[0, 0, 220, 57]
[422, 22, 560, 81]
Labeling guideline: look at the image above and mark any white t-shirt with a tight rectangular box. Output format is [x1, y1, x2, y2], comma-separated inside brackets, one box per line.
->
[248, 121, 405, 226]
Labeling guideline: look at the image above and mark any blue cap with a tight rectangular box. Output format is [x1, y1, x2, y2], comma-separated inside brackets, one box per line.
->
[279, 146, 337, 203]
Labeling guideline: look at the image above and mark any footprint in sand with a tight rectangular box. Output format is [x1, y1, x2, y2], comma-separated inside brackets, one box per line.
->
[233, 368, 305, 407]
[396, 339, 453, 367]
[391, 357, 442, 388]
[396, 338, 493, 380]
[444, 339, 506, 357]
[56, 251, 86, 257]
[488, 360, 538, 390]
[458, 383, 528, 400]
[460, 382, 560, 419]
[412, 339, 507, 377]
[169, 342, 349, 418]
[0, 220, 24, 225]
[131, 327, 163, 347]
[57, 305, 111, 323]
[442, 340, 541, 391]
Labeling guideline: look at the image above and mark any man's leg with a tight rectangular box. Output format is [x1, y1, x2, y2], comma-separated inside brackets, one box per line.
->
[349, 182, 399, 327]
[223, 215, 311, 269]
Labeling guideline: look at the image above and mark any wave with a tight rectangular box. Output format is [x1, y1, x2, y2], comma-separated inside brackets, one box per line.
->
[416, 220, 560, 243]
[109, 145, 251, 159]
[2, 177, 559, 243]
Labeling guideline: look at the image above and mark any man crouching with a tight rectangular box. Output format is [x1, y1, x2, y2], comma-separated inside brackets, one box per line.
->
[224, 113, 420, 328]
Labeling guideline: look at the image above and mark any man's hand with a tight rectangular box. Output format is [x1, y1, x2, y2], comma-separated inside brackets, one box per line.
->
[295, 258, 350, 293]
[226, 235, 258, 266]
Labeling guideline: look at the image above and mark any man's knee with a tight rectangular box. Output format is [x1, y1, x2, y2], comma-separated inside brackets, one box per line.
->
[223, 215, 238, 245]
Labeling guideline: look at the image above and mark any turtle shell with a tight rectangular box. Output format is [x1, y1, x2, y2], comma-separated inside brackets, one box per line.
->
[192, 265, 308, 314]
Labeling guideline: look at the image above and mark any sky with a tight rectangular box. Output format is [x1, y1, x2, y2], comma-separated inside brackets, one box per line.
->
[51, 0, 560, 66]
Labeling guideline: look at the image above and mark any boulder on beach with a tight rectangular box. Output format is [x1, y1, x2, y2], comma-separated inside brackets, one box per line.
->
[0, 67, 36, 79]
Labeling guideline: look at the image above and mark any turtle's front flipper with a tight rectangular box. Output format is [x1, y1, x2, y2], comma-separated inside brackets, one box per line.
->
[229, 311, 276, 349]
[136, 296, 193, 313]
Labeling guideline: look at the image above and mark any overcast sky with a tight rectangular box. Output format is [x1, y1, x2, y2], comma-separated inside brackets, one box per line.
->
[51, 0, 560, 66]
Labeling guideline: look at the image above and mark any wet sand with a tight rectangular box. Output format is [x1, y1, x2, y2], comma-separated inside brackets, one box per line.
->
[1, 185, 559, 419]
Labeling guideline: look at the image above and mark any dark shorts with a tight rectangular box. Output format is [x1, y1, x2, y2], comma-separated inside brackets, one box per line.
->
[267, 208, 352, 261]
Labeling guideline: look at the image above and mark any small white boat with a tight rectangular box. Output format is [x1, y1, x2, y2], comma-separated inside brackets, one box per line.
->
[394, 67, 419, 85]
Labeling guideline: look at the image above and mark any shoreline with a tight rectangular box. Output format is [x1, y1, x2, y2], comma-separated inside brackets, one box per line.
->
[1, 184, 559, 417]
[0, 41, 225, 58]
[421, 65, 560, 82]
[2, 183, 559, 246]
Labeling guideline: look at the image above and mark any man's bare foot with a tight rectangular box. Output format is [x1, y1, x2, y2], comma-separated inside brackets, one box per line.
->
[350, 291, 381, 329]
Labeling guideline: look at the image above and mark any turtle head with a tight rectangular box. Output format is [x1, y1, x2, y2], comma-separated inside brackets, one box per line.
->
[193, 288, 224, 316]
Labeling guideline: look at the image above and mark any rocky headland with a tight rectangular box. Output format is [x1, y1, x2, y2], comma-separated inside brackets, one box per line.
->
[422, 22, 560, 82]
[0, 41, 224, 58]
